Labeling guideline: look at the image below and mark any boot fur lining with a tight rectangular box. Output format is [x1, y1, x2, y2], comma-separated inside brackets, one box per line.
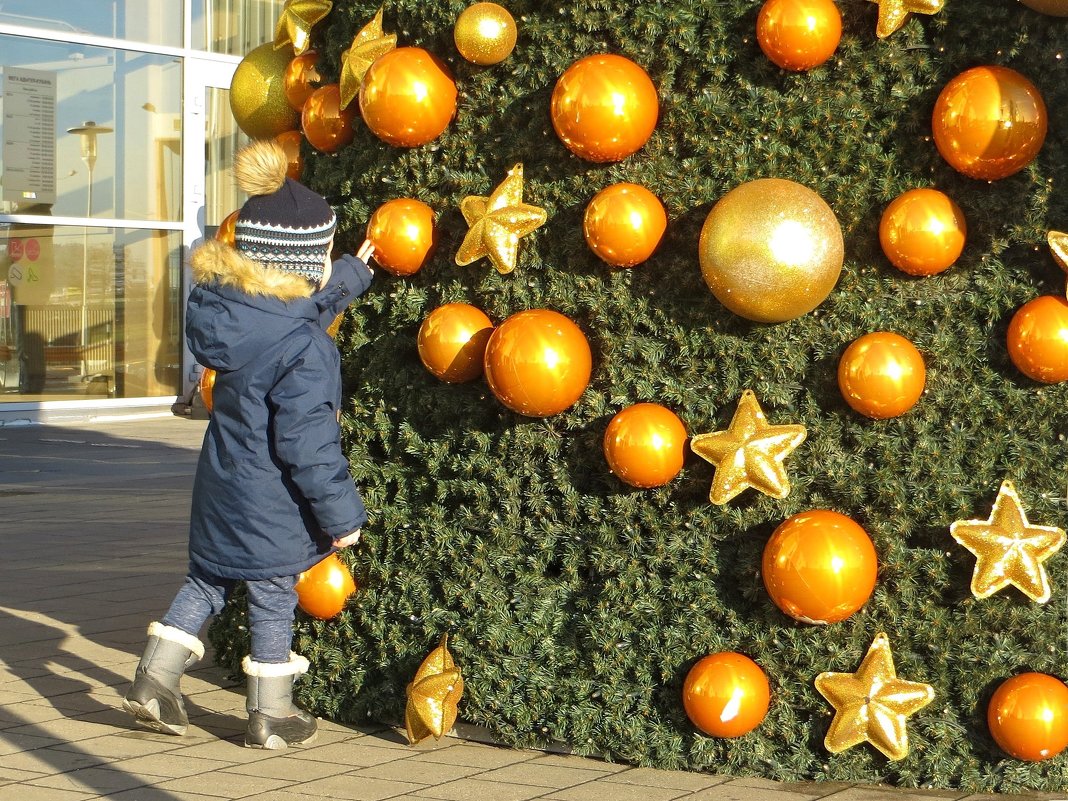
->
[242, 653, 310, 678]
[147, 622, 205, 659]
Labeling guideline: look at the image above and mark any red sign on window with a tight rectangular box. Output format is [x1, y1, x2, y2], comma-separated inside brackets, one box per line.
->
[7, 239, 23, 260]
[24, 238, 39, 261]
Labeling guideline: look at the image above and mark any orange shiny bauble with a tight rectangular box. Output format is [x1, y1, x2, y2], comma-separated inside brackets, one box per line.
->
[551, 54, 659, 163]
[1006, 296, 1068, 384]
[274, 130, 305, 181]
[603, 403, 688, 488]
[762, 510, 877, 625]
[301, 83, 357, 154]
[283, 50, 321, 112]
[483, 309, 592, 417]
[366, 198, 436, 277]
[418, 303, 494, 383]
[756, 0, 842, 72]
[838, 332, 926, 419]
[879, 189, 966, 276]
[295, 553, 357, 620]
[932, 66, 1048, 181]
[988, 673, 1068, 761]
[583, 183, 667, 268]
[682, 652, 771, 738]
[215, 210, 239, 247]
[198, 367, 216, 413]
[359, 47, 457, 148]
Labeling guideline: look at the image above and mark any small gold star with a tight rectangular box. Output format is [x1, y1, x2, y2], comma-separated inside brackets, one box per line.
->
[815, 633, 935, 761]
[689, 390, 806, 505]
[1049, 230, 1068, 275]
[339, 8, 397, 110]
[274, 0, 333, 55]
[868, 0, 944, 38]
[950, 480, 1066, 604]
[405, 635, 463, 744]
[455, 164, 547, 275]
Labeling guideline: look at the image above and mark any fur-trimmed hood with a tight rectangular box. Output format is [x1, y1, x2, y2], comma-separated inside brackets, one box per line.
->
[191, 239, 315, 302]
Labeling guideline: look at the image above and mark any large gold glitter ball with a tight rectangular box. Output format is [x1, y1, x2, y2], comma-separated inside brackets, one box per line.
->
[230, 43, 301, 139]
[1020, 0, 1068, 15]
[699, 178, 843, 323]
[454, 2, 517, 66]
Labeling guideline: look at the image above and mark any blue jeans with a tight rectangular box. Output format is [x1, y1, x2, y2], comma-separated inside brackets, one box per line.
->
[161, 570, 298, 663]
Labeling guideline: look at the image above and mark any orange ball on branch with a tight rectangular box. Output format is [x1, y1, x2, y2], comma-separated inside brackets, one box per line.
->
[366, 198, 436, 277]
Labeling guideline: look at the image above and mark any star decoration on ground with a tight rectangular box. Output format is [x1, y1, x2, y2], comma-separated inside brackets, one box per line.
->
[1049, 230, 1068, 276]
[868, 0, 944, 38]
[339, 8, 397, 110]
[274, 0, 333, 55]
[405, 635, 463, 744]
[815, 633, 935, 761]
[689, 390, 806, 505]
[455, 164, 547, 275]
[950, 480, 1066, 604]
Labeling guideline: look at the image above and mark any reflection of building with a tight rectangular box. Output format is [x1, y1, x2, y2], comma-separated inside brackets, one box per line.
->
[0, 1, 282, 421]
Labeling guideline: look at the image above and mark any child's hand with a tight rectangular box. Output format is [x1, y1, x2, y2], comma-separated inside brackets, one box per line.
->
[334, 528, 361, 548]
[356, 239, 375, 270]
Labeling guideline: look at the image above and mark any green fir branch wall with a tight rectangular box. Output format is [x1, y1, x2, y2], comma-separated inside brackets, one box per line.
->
[210, 0, 1068, 792]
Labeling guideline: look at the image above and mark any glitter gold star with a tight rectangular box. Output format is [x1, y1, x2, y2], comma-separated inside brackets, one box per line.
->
[689, 390, 806, 505]
[1049, 230, 1068, 276]
[274, 0, 333, 55]
[405, 635, 463, 744]
[950, 480, 1066, 604]
[339, 8, 397, 110]
[455, 164, 547, 275]
[868, 0, 944, 38]
[815, 633, 935, 761]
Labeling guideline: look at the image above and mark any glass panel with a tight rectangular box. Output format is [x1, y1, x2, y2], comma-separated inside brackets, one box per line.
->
[0, 35, 182, 222]
[0, 225, 182, 400]
[192, 0, 284, 56]
[0, 1, 184, 49]
[205, 86, 248, 232]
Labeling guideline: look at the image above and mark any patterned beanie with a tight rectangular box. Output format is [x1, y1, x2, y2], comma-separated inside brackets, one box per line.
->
[232, 140, 336, 284]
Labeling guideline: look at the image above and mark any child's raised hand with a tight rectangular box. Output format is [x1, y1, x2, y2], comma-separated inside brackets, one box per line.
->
[333, 528, 361, 548]
[356, 239, 375, 268]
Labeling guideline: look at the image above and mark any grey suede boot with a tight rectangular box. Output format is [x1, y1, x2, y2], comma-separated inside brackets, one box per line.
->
[122, 622, 204, 735]
[243, 653, 318, 749]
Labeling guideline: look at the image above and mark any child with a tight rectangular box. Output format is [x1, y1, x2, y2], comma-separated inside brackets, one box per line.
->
[123, 139, 374, 750]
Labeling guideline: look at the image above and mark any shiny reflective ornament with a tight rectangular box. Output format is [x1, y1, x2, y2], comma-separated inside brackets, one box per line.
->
[483, 309, 592, 417]
[1019, 0, 1068, 14]
[551, 54, 659, 163]
[405, 635, 463, 744]
[867, 0, 944, 37]
[359, 47, 457, 148]
[1007, 295, 1068, 384]
[682, 652, 770, 738]
[604, 403, 688, 488]
[230, 43, 301, 139]
[950, 480, 1066, 604]
[418, 303, 494, 383]
[699, 178, 843, 323]
[339, 8, 397, 110]
[1049, 230, 1068, 274]
[366, 198, 436, 276]
[690, 390, 806, 505]
[583, 183, 667, 268]
[988, 673, 1068, 761]
[301, 83, 357, 153]
[325, 314, 343, 339]
[762, 509, 877, 625]
[932, 66, 1048, 181]
[215, 210, 239, 247]
[838, 332, 925, 419]
[756, 0, 842, 72]
[879, 189, 966, 276]
[456, 164, 546, 275]
[454, 2, 517, 66]
[275, 130, 305, 181]
[283, 51, 321, 111]
[815, 633, 935, 760]
[295, 552, 356, 620]
[198, 368, 216, 413]
[274, 0, 332, 55]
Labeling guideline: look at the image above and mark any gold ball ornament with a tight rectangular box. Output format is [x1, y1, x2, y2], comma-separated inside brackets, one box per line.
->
[454, 3, 518, 66]
[1019, 0, 1068, 14]
[230, 42, 301, 139]
[699, 178, 843, 323]
[418, 303, 494, 383]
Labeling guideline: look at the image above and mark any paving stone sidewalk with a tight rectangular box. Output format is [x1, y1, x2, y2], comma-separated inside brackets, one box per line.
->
[0, 417, 1060, 801]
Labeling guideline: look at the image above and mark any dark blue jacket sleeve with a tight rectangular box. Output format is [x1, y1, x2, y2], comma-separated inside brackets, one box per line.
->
[317, 254, 374, 330]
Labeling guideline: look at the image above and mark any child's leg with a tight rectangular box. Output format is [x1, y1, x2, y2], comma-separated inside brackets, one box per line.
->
[245, 575, 298, 662]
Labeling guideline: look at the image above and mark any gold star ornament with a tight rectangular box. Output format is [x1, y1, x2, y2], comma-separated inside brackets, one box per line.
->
[950, 480, 1066, 604]
[1049, 230, 1068, 276]
[274, 0, 332, 55]
[339, 8, 397, 110]
[455, 164, 547, 275]
[868, 0, 944, 37]
[689, 390, 806, 505]
[815, 633, 935, 761]
[405, 635, 463, 744]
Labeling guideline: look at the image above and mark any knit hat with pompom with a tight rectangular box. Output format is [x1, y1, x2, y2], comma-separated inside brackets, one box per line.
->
[232, 140, 336, 284]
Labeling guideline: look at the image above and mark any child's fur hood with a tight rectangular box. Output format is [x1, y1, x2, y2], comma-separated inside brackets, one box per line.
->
[190, 239, 314, 302]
